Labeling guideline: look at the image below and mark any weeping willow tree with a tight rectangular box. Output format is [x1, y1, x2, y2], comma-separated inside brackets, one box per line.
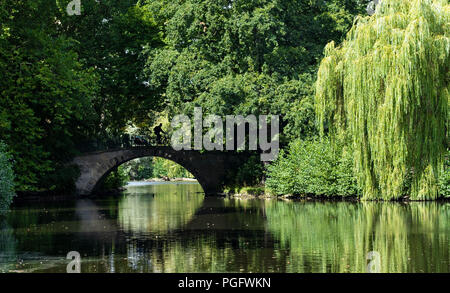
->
[315, 0, 449, 200]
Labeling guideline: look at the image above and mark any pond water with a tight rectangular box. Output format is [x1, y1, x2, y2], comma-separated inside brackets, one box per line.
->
[0, 182, 448, 273]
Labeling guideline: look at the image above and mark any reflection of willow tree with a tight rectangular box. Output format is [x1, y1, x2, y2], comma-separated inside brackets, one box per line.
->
[265, 201, 449, 272]
[406, 203, 450, 272]
[118, 184, 204, 234]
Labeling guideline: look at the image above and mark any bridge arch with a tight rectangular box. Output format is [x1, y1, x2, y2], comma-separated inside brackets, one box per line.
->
[73, 147, 250, 196]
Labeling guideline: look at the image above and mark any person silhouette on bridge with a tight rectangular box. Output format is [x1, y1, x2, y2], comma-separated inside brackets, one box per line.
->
[154, 123, 165, 145]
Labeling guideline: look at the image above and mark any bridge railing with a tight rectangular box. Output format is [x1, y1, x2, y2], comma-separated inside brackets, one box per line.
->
[76, 134, 169, 153]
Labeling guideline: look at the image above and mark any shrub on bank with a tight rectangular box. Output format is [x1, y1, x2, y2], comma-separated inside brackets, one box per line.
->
[0, 142, 15, 215]
[265, 139, 359, 197]
[40, 164, 80, 194]
[224, 155, 265, 194]
[99, 167, 130, 192]
[439, 150, 449, 198]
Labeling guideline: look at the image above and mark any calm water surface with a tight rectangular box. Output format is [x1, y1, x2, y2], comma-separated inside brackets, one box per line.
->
[0, 182, 448, 273]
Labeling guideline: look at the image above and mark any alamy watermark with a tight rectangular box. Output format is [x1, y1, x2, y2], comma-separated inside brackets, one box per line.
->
[171, 107, 279, 162]
[67, 0, 81, 16]
[366, 251, 381, 273]
[67, 251, 81, 273]
[366, 0, 380, 16]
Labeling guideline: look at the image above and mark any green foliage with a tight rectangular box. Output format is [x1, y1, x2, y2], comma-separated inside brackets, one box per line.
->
[227, 186, 266, 196]
[41, 165, 80, 194]
[0, 0, 163, 192]
[266, 139, 359, 197]
[59, 0, 165, 134]
[315, 0, 449, 200]
[225, 155, 265, 193]
[0, 0, 98, 191]
[114, 157, 194, 184]
[144, 0, 366, 142]
[4, 0, 445, 202]
[152, 158, 194, 179]
[0, 142, 15, 215]
[122, 157, 155, 181]
[100, 168, 130, 191]
[121, 184, 204, 234]
[439, 150, 449, 198]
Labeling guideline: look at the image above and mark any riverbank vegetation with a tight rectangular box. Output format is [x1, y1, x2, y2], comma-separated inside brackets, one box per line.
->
[0, 0, 163, 193]
[0, 0, 448, 203]
[315, 0, 449, 200]
[266, 139, 358, 198]
[439, 150, 450, 198]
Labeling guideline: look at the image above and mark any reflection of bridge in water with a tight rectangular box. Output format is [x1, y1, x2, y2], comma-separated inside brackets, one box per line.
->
[73, 195, 279, 273]
[73, 146, 252, 196]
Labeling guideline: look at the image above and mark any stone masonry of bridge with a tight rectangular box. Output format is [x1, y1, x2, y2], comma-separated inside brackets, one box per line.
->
[73, 147, 251, 196]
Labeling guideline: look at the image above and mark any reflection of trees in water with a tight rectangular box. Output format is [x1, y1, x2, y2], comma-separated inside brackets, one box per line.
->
[0, 219, 17, 272]
[81, 197, 449, 273]
[4, 188, 447, 273]
[91, 197, 287, 273]
[265, 201, 450, 273]
[114, 199, 283, 273]
[118, 184, 204, 234]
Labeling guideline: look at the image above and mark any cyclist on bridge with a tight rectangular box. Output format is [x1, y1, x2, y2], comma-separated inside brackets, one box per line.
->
[154, 123, 166, 145]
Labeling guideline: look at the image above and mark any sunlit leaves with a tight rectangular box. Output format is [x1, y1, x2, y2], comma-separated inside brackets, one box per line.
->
[315, 0, 449, 200]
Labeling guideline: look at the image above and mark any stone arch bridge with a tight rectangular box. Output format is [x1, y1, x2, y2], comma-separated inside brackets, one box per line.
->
[73, 147, 251, 196]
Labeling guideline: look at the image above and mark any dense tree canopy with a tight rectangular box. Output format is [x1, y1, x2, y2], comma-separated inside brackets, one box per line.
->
[144, 0, 366, 142]
[0, 0, 98, 190]
[0, 0, 163, 191]
[315, 0, 449, 200]
[58, 0, 164, 134]
[1, 0, 447, 201]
